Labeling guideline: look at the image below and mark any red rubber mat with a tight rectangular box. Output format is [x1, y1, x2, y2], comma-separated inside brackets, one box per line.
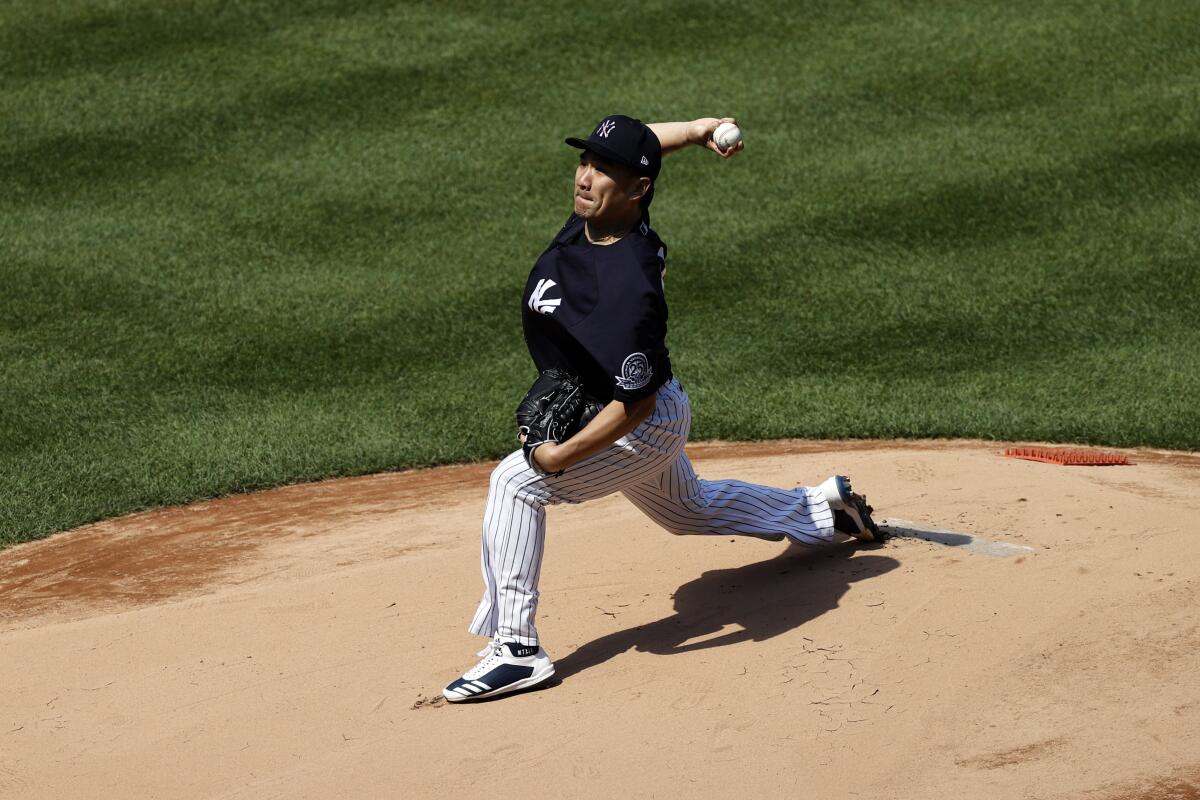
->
[1003, 446, 1131, 466]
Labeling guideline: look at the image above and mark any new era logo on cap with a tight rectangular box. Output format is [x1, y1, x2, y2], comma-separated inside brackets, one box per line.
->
[640, 155, 649, 166]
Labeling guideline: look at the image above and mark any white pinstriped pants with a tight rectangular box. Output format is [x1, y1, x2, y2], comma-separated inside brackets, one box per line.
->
[469, 378, 837, 646]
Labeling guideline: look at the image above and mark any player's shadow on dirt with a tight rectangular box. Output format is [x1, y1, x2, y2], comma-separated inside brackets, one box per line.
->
[554, 543, 899, 681]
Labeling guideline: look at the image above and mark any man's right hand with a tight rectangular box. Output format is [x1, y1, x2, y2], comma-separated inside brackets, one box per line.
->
[689, 117, 744, 158]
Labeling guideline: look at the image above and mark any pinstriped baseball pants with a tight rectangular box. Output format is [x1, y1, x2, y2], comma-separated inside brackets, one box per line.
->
[469, 378, 837, 647]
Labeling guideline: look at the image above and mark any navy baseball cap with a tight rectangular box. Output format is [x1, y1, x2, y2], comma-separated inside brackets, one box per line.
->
[566, 115, 662, 180]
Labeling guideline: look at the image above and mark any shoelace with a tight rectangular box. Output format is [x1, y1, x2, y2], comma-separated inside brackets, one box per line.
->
[463, 639, 508, 681]
[476, 637, 502, 658]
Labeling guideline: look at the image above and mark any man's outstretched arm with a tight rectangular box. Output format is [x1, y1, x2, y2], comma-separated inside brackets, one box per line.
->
[648, 117, 744, 158]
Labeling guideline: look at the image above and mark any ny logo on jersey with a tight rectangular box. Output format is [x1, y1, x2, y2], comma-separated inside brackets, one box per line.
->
[596, 119, 617, 138]
[528, 278, 561, 315]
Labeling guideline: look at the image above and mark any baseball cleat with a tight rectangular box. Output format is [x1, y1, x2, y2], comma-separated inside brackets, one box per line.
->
[443, 640, 555, 703]
[817, 475, 885, 542]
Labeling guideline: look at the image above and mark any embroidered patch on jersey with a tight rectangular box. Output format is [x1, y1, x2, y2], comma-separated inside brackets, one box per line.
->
[615, 352, 652, 391]
[528, 278, 560, 315]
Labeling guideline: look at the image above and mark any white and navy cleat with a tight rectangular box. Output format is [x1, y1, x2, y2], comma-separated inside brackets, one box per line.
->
[818, 475, 885, 542]
[443, 640, 555, 703]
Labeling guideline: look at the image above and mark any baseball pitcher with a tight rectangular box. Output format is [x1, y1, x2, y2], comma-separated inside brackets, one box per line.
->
[443, 115, 884, 703]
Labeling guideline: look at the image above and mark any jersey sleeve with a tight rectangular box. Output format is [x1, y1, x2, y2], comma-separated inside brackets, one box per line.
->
[568, 255, 671, 403]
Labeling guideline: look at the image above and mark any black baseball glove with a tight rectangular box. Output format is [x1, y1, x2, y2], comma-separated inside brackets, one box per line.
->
[516, 369, 603, 476]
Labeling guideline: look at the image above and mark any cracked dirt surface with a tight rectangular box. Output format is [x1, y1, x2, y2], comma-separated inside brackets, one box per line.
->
[1, 439, 1198, 799]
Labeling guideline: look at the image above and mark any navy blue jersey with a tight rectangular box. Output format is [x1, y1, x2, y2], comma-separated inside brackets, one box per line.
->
[522, 214, 671, 404]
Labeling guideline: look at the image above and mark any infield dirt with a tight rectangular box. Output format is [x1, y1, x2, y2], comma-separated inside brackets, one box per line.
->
[2, 440, 1198, 799]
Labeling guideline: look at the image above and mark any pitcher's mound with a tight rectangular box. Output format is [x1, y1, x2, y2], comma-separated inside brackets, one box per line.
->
[2, 439, 1198, 799]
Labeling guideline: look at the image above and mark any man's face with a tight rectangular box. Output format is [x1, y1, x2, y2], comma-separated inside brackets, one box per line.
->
[573, 151, 646, 221]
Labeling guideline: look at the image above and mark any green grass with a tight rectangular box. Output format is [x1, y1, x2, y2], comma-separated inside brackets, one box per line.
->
[2, 0, 1198, 546]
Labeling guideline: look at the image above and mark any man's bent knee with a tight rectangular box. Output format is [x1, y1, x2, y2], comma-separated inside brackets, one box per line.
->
[490, 456, 545, 506]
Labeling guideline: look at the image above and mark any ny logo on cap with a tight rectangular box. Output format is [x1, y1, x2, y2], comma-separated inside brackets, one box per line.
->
[596, 119, 617, 138]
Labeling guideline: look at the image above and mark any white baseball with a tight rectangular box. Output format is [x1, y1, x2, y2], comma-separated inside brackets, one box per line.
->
[713, 121, 742, 150]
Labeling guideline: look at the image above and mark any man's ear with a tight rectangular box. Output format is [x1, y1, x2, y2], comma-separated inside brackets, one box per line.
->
[630, 176, 651, 201]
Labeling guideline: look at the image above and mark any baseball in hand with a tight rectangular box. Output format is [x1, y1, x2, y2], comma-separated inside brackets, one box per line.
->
[713, 121, 742, 150]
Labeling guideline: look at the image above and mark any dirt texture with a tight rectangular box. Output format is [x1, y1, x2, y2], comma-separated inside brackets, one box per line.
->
[2, 439, 1198, 799]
